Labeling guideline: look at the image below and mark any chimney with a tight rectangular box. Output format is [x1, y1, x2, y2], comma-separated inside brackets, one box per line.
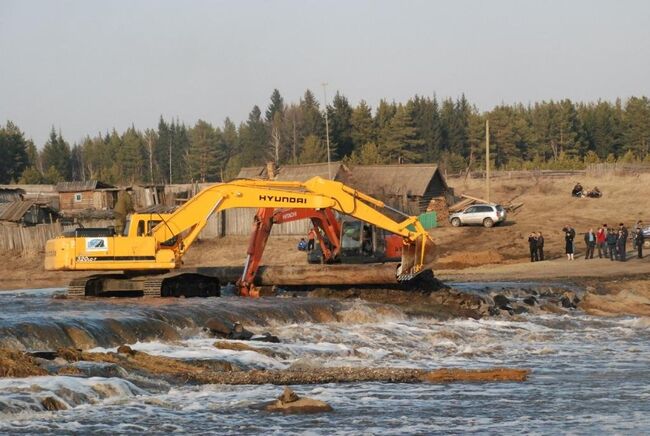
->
[266, 161, 276, 179]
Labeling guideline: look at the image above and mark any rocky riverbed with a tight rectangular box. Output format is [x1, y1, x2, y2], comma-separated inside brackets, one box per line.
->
[0, 281, 649, 434]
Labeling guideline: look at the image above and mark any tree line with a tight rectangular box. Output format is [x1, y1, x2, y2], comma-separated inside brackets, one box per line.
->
[1, 90, 649, 185]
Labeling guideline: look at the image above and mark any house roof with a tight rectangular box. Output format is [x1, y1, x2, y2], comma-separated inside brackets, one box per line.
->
[236, 166, 267, 179]
[0, 200, 42, 222]
[339, 164, 446, 197]
[56, 180, 116, 192]
[273, 162, 344, 182]
[236, 162, 344, 182]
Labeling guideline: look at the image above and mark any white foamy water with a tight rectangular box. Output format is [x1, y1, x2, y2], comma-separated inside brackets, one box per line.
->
[1, 288, 650, 434]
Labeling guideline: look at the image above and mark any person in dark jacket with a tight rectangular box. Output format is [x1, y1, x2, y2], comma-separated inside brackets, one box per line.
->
[618, 223, 628, 261]
[616, 229, 627, 262]
[536, 232, 545, 261]
[528, 233, 538, 262]
[564, 225, 575, 260]
[606, 228, 618, 261]
[584, 228, 596, 259]
[634, 221, 645, 259]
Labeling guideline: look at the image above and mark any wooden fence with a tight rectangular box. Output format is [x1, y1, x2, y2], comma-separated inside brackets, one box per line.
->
[586, 163, 650, 177]
[0, 222, 63, 255]
[448, 169, 586, 180]
[0, 210, 310, 255]
[201, 209, 311, 238]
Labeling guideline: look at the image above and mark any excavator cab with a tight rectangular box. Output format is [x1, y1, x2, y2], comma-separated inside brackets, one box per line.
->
[308, 218, 402, 264]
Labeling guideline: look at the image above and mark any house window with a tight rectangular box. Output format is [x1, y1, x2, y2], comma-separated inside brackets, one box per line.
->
[74, 193, 82, 202]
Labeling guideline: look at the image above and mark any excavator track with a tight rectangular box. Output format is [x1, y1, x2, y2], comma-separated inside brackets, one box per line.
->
[142, 277, 164, 297]
[67, 277, 91, 297]
[65, 272, 220, 298]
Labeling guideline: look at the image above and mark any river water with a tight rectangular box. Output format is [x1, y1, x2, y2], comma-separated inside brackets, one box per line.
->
[0, 287, 649, 434]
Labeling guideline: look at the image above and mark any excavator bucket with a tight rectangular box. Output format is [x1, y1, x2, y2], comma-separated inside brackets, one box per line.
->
[397, 236, 436, 282]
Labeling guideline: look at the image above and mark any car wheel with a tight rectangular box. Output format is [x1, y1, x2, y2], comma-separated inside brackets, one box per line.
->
[451, 217, 461, 227]
[483, 218, 494, 228]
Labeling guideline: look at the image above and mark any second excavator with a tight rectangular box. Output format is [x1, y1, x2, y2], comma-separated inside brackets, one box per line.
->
[45, 176, 436, 297]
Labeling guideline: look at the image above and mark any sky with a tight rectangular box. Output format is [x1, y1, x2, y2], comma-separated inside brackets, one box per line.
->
[1, 0, 649, 146]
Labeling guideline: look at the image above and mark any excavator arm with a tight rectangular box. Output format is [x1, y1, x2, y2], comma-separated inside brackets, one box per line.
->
[237, 207, 341, 296]
[148, 177, 434, 278]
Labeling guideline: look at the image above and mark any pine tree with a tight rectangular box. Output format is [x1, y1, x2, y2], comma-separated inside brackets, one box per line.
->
[350, 100, 375, 152]
[407, 95, 442, 161]
[188, 120, 222, 182]
[623, 96, 650, 158]
[120, 127, 146, 183]
[239, 106, 269, 166]
[0, 121, 29, 183]
[299, 90, 324, 141]
[155, 117, 172, 183]
[375, 99, 397, 145]
[299, 135, 327, 163]
[41, 127, 71, 180]
[265, 89, 285, 122]
[327, 92, 353, 158]
[378, 104, 424, 163]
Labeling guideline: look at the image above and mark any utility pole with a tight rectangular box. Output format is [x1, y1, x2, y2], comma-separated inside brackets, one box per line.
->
[485, 119, 490, 203]
[322, 82, 332, 179]
[168, 136, 172, 184]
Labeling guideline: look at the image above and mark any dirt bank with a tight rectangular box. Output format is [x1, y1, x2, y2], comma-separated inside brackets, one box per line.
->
[2, 347, 529, 386]
[580, 279, 650, 317]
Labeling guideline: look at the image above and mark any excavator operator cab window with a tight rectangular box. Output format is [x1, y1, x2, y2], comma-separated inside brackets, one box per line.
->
[136, 220, 146, 236]
[148, 220, 161, 235]
[361, 224, 373, 255]
[341, 221, 362, 255]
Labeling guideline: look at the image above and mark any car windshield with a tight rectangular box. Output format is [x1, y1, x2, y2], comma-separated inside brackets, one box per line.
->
[496, 205, 504, 212]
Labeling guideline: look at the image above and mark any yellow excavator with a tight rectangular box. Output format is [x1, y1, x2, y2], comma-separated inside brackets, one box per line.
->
[45, 177, 435, 297]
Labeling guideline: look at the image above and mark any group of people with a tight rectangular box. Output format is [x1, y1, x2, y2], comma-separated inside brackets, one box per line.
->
[564, 221, 646, 261]
[527, 232, 545, 262]
[571, 182, 602, 198]
[297, 228, 317, 251]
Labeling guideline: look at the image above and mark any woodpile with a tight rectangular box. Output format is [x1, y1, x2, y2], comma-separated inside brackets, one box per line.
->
[425, 196, 449, 223]
[448, 194, 524, 214]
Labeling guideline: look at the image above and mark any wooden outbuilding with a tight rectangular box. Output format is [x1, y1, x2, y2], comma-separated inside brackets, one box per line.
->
[56, 181, 119, 212]
[338, 164, 451, 214]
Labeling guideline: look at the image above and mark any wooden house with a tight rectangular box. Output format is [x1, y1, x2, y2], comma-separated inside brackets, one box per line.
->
[56, 181, 119, 212]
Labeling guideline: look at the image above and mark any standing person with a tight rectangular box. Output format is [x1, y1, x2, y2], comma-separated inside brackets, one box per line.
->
[596, 226, 607, 258]
[584, 228, 596, 260]
[564, 226, 575, 260]
[606, 228, 618, 261]
[616, 229, 626, 262]
[536, 232, 545, 261]
[307, 228, 316, 251]
[528, 232, 538, 262]
[619, 223, 628, 261]
[634, 221, 645, 259]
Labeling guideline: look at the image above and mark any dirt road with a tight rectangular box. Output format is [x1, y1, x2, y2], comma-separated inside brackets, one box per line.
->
[436, 255, 649, 283]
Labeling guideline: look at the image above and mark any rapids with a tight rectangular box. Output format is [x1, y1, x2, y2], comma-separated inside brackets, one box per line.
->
[0, 286, 649, 434]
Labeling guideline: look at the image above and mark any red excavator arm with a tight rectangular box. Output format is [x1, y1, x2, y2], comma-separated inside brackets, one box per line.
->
[237, 208, 341, 296]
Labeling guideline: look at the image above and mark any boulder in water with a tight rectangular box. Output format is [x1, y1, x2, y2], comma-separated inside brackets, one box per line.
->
[41, 396, 67, 411]
[493, 294, 512, 310]
[523, 296, 537, 306]
[250, 333, 280, 343]
[264, 387, 333, 414]
[205, 319, 254, 340]
[117, 345, 136, 356]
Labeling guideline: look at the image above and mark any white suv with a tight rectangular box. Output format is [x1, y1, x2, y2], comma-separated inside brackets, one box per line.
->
[448, 204, 507, 228]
